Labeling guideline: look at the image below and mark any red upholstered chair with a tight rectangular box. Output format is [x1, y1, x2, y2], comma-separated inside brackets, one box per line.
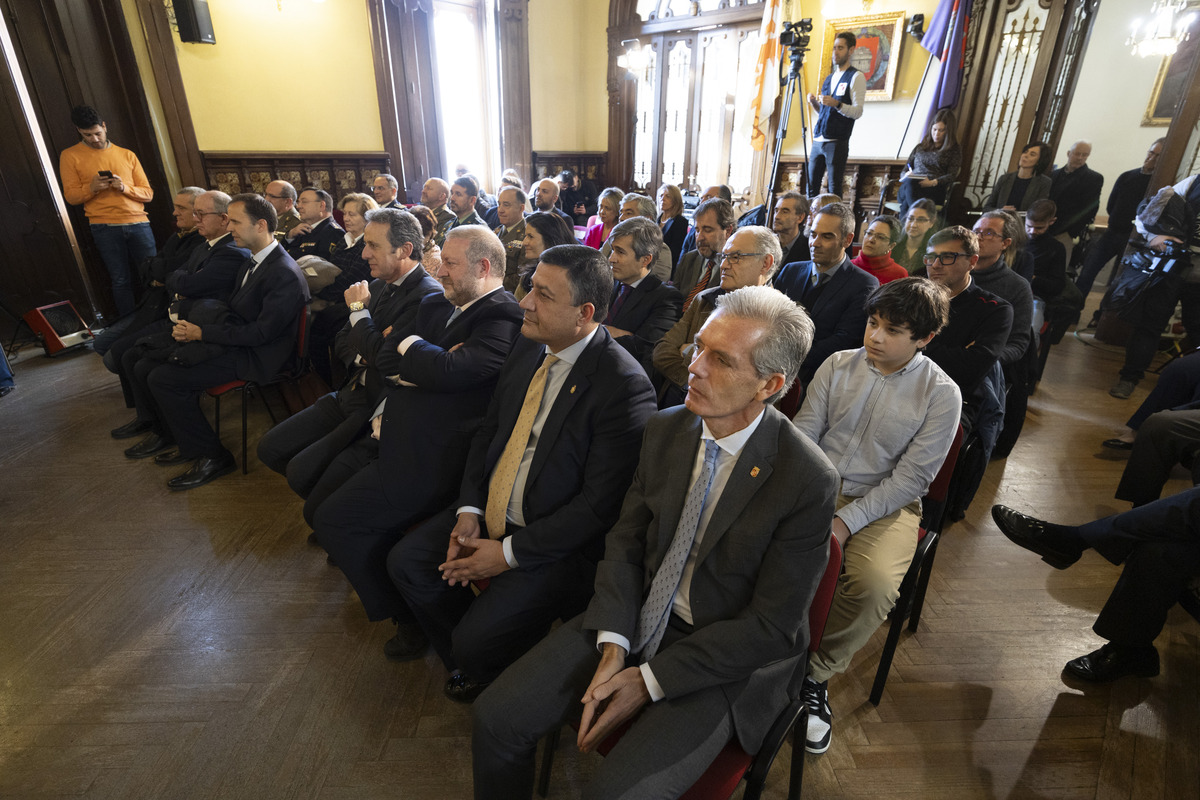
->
[868, 423, 964, 705]
[207, 304, 310, 473]
[536, 535, 844, 800]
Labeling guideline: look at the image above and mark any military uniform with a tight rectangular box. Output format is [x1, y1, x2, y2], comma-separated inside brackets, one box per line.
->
[431, 204, 455, 247]
[274, 208, 301, 242]
[494, 219, 526, 292]
[285, 216, 344, 261]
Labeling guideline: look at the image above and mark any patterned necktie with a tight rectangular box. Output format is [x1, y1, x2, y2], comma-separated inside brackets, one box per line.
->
[682, 258, 715, 313]
[606, 284, 630, 324]
[632, 439, 721, 660]
[484, 353, 560, 538]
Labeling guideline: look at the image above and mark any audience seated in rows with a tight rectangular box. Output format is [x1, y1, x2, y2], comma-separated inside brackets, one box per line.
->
[678, 184, 732, 261]
[672, 198, 735, 310]
[599, 193, 672, 281]
[388, 244, 658, 703]
[285, 187, 343, 261]
[256, 208, 444, 526]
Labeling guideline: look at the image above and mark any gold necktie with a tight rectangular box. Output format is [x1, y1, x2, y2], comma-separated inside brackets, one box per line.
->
[484, 354, 559, 538]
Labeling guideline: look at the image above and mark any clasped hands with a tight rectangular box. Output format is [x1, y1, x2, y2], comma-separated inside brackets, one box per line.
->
[171, 320, 202, 342]
[577, 643, 651, 753]
[438, 513, 510, 585]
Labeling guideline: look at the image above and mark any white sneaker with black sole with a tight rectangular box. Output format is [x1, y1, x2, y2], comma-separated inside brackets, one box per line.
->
[801, 676, 832, 754]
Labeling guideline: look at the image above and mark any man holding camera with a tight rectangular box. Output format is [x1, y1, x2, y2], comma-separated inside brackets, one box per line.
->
[59, 104, 156, 318]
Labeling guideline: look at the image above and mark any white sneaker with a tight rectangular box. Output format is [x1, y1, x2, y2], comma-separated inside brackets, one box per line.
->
[801, 677, 832, 754]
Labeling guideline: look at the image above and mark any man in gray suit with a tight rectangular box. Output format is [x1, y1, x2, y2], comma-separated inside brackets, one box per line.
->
[472, 285, 839, 799]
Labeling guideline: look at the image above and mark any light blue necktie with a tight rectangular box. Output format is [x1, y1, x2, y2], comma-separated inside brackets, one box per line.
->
[632, 439, 721, 661]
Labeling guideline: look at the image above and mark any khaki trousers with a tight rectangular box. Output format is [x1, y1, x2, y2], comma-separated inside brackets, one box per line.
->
[809, 494, 922, 683]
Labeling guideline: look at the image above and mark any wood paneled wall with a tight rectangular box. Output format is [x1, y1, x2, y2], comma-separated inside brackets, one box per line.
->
[200, 153, 393, 203]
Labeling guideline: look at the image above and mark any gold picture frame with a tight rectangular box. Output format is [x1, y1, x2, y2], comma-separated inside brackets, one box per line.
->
[818, 12, 906, 102]
[1143, 24, 1200, 126]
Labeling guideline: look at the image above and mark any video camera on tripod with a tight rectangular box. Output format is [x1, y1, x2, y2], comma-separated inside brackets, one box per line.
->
[778, 18, 813, 69]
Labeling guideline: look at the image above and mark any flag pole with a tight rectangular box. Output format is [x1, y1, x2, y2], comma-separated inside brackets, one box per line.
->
[897, 52, 935, 159]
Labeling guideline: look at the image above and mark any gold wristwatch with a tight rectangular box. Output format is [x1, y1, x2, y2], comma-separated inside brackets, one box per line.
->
[349, 301, 365, 312]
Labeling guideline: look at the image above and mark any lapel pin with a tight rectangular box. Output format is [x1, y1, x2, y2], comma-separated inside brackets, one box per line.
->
[750, 466, 760, 477]
[570, 385, 576, 394]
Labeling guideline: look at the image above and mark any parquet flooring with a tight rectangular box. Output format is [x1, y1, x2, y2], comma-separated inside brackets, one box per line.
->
[1, 302, 1197, 799]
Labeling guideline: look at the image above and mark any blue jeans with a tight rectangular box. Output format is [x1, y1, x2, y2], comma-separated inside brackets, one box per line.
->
[90, 222, 156, 318]
[808, 138, 850, 196]
[0, 345, 13, 389]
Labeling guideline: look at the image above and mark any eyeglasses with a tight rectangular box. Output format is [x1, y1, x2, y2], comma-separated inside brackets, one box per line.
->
[720, 252, 765, 266]
[923, 252, 970, 266]
[906, 215, 932, 225]
[264, 193, 288, 201]
[862, 230, 889, 241]
[973, 228, 1005, 239]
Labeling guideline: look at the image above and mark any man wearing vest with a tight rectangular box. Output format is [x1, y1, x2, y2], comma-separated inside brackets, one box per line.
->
[807, 31, 866, 198]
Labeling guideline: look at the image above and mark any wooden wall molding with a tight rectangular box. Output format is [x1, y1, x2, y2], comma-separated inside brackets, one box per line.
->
[200, 152, 392, 202]
[532, 150, 608, 188]
[497, 0, 532, 181]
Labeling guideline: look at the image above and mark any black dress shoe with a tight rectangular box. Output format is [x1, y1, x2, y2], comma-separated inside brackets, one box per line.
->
[383, 623, 429, 662]
[167, 453, 236, 491]
[444, 672, 490, 704]
[1101, 438, 1134, 451]
[154, 449, 192, 466]
[0, 386, 13, 399]
[111, 418, 152, 439]
[125, 433, 173, 459]
[990, 505, 1086, 569]
[1064, 643, 1159, 682]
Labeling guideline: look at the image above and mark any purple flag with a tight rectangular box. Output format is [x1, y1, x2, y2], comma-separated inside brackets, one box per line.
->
[920, 0, 973, 129]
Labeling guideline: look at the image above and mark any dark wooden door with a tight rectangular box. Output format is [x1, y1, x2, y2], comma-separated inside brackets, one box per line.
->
[0, 0, 174, 329]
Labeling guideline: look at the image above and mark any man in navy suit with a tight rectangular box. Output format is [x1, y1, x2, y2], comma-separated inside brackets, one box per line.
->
[772, 202, 879, 390]
[604, 217, 683, 375]
[992, 489, 1200, 682]
[472, 286, 839, 798]
[314, 226, 525, 636]
[142, 193, 309, 490]
[388, 244, 658, 703]
[256, 208, 443, 526]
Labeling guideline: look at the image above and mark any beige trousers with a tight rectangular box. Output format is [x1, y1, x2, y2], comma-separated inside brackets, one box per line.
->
[808, 494, 922, 683]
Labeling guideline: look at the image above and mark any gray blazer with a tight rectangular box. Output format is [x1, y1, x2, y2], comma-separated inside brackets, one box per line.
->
[581, 404, 839, 753]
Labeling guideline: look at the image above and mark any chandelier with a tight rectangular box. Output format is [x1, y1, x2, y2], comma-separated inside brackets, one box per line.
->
[1128, 1, 1197, 58]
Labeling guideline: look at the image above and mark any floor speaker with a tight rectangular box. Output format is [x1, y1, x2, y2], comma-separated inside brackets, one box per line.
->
[23, 301, 94, 356]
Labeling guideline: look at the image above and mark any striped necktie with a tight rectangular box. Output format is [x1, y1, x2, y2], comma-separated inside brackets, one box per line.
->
[682, 258, 715, 313]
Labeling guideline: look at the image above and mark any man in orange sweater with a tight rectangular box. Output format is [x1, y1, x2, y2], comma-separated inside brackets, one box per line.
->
[59, 105, 156, 318]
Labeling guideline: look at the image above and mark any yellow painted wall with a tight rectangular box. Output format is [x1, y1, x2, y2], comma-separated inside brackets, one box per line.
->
[528, 0, 610, 152]
[119, 0, 181, 190]
[781, 0, 941, 159]
[173, 0, 383, 152]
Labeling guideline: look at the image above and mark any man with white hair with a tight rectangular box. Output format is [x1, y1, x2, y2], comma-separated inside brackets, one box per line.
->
[1048, 140, 1103, 266]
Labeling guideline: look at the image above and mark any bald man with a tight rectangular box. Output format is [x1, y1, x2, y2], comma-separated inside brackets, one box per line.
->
[421, 178, 455, 246]
[265, 180, 301, 241]
[532, 178, 574, 228]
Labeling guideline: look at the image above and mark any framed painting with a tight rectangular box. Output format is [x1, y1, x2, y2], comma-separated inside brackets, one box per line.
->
[818, 12, 906, 102]
[1143, 15, 1200, 126]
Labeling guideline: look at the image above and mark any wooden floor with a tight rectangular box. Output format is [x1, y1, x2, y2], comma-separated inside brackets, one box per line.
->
[1, 304, 1197, 800]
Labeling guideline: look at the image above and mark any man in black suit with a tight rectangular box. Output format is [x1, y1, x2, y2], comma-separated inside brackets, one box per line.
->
[284, 187, 343, 260]
[1047, 140, 1103, 266]
[604, 217, 683, 374]
[472, 285, 838, 798]
[144, 193, 309, 489]
[992, 489, 1200, 682]
[772, 202, 879, 388]
[370, 173, 402, 209]
[772, 190, 811, 267]
[256, 208, 444, 526]
[448, 175, 488, 231]
[314, 226, 524, 633]
[114, 190, 250, 445]
[388, 244, 658, 704]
